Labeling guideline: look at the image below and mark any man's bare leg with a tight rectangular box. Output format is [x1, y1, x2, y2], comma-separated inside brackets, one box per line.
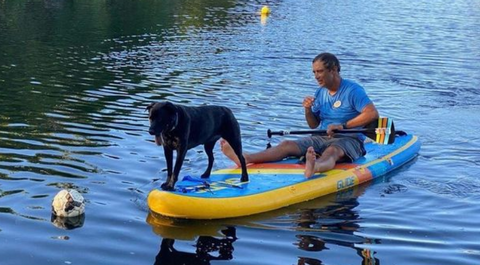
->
[220, 139, 302, 166]
[304, 146, 345, 178]
[304, 147, 317, 178]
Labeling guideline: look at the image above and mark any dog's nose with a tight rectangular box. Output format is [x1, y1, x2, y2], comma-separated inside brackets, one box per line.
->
[148, 128, 155, 135]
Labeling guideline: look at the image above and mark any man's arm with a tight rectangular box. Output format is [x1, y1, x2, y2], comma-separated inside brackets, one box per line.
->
[327, 103, 379, 135]
[303, 96, 320, 129]
[343, 103, 379, 129]
[305, 107, 320, 129]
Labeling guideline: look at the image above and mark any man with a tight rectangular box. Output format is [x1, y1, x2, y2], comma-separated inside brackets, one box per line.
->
[221, 52, 379, 178]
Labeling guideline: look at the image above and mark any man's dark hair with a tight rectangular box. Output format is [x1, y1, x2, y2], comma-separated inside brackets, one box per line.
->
[312, 53, 341, 73]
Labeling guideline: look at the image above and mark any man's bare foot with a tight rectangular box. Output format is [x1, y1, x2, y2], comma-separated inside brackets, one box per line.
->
[304, 146, 317, 178]
[220, 139, 241, 166]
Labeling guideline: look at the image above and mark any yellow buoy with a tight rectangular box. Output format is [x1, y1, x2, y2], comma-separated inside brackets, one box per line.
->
[261, 5, 270, 15]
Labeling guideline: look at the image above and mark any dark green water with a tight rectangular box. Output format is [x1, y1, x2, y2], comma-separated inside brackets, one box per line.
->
[1, 0, 480, 264]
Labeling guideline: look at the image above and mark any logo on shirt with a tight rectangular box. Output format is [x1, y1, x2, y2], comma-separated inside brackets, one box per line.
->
[333, 100, 342, 108]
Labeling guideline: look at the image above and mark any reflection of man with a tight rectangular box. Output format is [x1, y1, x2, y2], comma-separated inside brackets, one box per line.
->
[295, 235, 327, 252]
[298, 257, 323, 265]
[294, 191, 364, 265]
[154, 227, 237, 265]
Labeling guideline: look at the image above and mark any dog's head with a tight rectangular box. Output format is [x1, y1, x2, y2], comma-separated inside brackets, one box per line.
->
[146, 101, 179, 146]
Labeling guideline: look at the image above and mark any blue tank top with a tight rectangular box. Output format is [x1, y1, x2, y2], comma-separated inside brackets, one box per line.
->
[311, 78, 372, 130]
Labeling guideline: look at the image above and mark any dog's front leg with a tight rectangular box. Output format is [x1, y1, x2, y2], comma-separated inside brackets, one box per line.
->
[161, 147, 174, 191]
[168, 147, 187, 190]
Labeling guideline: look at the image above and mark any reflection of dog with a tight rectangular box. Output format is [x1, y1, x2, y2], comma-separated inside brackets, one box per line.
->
[154, 227, 237, 265]
[147, 101, 248, 191]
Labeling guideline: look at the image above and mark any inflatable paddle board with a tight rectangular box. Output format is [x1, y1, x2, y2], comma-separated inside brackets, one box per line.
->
[148, 134, 420, 219]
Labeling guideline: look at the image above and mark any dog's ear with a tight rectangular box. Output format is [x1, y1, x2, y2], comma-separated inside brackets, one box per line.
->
[163, 101, 178, 113]
[164, 101, 175, 108]
[163, 101, 179, 129]
[145, 102, 155, 112]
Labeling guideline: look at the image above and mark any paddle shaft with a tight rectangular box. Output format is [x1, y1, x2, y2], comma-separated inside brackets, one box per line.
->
[267, 128, 374, 138]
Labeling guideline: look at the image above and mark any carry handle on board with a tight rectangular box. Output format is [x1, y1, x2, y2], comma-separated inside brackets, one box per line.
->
[267, 117, 406, 145]
[182, 175, 243, 189]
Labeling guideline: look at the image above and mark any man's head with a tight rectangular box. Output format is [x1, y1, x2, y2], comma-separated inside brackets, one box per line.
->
[312, 53, 341, 73]
[312, 53, 341, 90]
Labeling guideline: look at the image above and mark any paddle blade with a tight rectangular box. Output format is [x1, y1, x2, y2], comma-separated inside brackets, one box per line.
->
[365, 117, 396, 144]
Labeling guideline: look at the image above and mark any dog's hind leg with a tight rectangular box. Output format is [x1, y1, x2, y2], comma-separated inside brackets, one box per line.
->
[235, 147, 249, 182]
[201, 140, 216, 178]
[223, 136, 249, 182]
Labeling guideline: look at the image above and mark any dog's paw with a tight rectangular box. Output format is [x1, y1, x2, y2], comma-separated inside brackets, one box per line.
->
[200, 173, 210, 179]
[240, 176, 249, 182]
[161, 182, 175, 191]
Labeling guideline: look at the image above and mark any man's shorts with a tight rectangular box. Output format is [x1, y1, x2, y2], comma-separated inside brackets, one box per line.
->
[295, 134, 366, 162]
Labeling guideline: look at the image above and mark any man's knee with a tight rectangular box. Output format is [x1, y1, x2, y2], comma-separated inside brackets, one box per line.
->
[323, 145, 345, 161]
[278, 140, 302, 156]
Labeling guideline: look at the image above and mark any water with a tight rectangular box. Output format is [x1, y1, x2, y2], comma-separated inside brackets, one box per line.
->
[1, 0, 480, 264]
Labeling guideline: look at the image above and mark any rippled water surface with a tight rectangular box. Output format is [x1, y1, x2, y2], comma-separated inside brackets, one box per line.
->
[1, 0, 480, 264]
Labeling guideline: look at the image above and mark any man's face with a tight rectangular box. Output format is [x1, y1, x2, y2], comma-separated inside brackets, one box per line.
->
[312, 60, 335, 88]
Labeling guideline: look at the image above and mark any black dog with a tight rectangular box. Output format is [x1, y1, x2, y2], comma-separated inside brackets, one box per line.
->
[147, 101, 248, 190]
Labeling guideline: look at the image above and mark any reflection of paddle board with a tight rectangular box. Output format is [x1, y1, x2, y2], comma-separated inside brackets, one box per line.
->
[148, 134, 420, 220]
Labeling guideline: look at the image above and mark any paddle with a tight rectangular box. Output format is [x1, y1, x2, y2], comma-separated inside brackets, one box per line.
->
[267, 117, 405, 145]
